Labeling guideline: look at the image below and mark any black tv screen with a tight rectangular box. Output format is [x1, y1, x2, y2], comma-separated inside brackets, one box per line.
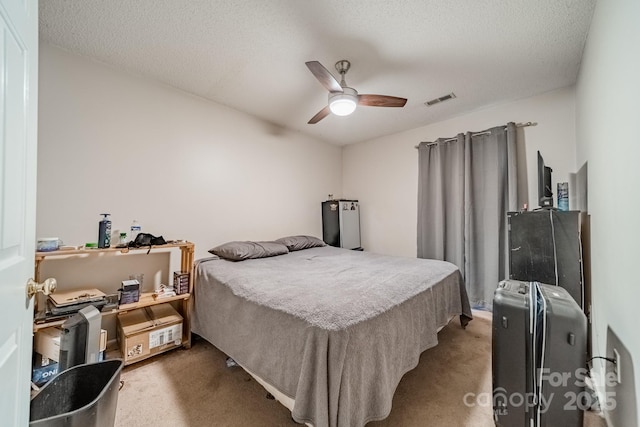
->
[537, 151, 553, 208]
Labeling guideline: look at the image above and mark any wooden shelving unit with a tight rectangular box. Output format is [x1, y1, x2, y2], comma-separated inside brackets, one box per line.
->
[32, 242, 195, 359]
[33, 292, 191, 330]
[34, 242, 195, 286]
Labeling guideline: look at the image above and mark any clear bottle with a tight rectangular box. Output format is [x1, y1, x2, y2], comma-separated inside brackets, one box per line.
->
[130, 220, 142, 242]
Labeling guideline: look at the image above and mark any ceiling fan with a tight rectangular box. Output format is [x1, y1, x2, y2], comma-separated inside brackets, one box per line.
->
[305, 60, 407, 124]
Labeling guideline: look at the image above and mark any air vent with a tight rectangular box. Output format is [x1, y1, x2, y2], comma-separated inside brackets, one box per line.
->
[425, 92, 456, 106]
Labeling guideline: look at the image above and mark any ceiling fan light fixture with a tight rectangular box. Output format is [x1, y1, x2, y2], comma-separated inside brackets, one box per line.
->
[329, 88, 358, 116]
[306, 61, 406, 124]
[330, 96, 357, 116]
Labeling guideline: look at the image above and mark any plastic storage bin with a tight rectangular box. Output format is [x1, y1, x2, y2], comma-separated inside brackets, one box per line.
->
[30, 359, 123, 427]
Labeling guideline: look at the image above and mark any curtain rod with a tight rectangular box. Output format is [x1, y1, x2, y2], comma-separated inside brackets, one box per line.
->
[414, 121, 537, 149]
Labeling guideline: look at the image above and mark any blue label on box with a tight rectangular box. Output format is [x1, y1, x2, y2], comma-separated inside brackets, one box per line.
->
[119, 289, 140, 304]
[32, 363, 59, 386]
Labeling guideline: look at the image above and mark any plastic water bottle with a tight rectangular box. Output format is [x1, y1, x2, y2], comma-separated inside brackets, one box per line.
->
[130, 220, 142, 242]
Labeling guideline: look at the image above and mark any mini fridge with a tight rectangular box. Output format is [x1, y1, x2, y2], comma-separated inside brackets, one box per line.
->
[322, 200, 361, 250]
[507, 210, 583, 309]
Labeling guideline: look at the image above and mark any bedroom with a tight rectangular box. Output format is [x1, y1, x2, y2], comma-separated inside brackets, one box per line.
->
[1, 0, 638, 426]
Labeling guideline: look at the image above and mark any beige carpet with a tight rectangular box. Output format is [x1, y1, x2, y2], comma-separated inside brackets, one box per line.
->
[114, 310, 606, 426]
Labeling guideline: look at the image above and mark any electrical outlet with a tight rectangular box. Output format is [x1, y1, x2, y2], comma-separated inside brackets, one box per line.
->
[613, 348, 622, 384]
[606, 327, 637, 426]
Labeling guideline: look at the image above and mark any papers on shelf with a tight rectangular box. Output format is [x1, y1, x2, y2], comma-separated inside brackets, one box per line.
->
[153, 284, 176, 299]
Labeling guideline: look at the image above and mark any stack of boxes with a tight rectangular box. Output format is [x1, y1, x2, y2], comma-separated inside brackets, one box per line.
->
[32, 327, 61, 386]
[32, 327, 107, 386]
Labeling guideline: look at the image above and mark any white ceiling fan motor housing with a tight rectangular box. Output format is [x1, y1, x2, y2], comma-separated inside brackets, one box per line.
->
[329, 87, 358, 116]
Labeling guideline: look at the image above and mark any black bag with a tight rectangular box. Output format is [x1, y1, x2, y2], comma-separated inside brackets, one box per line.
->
[128, 233, 167, 252]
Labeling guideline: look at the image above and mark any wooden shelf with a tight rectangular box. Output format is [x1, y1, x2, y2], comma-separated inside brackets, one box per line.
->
[32, 241, 196, 355]
[104, 336, 184, 367]
[33, 292, 191, 331]
[35, 242, 195, 288]
[35, 242, 191, 258]
[117, 292, 190, 312]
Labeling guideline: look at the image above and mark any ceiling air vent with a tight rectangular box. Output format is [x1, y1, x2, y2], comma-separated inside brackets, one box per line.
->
[424, 92, 456, 106]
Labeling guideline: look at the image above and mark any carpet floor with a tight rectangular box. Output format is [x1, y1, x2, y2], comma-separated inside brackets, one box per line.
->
[114, 310, 606, 426]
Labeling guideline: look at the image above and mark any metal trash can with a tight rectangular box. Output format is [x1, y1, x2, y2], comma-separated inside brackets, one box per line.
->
[30, 359, 124, 427]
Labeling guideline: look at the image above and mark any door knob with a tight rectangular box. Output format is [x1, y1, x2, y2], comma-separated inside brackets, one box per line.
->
[26, 277, 57, 298]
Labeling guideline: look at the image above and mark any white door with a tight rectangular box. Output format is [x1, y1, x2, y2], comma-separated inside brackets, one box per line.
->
[0, 0, 39, 425]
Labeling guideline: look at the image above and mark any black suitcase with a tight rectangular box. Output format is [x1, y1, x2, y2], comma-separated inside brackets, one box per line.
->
[492, 280, 536, 426]
[492, 280, 587, 427]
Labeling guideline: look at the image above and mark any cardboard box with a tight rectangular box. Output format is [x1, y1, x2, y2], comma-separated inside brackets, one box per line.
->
[34, 327, 61, 362]
[99, 328, 107, 352]
[32, 361, 59, 386]
[35, 328, 107, 363]
[117, 303, 183, 363]
[32, 352, 59, 386]
[49, 288, 106, 307]
[119, 280, 140, 304]
[173, 271, 189, 295]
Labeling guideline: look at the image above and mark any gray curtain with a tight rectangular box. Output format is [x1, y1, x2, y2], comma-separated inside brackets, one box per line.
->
[417, 123, 518, 309]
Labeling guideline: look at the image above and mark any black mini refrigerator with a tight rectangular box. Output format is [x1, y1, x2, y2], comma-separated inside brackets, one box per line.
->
[508, 210, 583, 309]
[322, 200, 361, 250]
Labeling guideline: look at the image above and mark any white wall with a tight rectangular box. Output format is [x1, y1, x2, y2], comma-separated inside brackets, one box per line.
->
[37, 44, 341, 261]
[343, 87, 576, 257]
[576, 0, 640, 424]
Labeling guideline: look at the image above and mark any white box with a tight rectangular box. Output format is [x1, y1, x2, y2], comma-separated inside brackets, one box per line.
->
[100, 329, 107, 352]
[35, 327, 107, 363]
[34, 327, 61, 362]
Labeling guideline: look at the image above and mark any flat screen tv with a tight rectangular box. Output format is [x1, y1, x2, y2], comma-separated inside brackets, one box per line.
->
[537, 151, 553, 208]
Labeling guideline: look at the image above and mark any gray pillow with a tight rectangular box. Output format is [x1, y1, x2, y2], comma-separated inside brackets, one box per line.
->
[275, 235, 326, 251]
[209, 241, 289, 261]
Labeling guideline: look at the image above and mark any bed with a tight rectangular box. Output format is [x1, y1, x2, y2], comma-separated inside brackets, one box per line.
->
[191, 243, 472, 427]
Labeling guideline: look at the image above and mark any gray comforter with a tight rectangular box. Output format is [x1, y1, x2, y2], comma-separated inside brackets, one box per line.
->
[191, 246, 472, 427]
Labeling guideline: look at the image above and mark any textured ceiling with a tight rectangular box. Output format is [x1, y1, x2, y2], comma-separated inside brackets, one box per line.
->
[39, 0, 596, 146]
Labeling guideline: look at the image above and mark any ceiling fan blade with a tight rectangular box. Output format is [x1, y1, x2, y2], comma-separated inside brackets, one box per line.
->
[306, 61, 343, 93]
[308, 106, 331, 124]
[358, 94, 407, 108]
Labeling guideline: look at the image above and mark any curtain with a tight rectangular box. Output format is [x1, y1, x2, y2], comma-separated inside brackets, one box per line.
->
[417, 122, 518, 309]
